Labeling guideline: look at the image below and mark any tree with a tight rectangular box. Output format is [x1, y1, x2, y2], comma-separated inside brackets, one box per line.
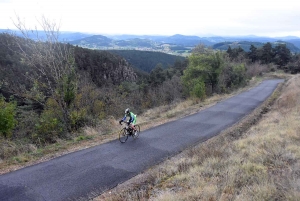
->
[227, 46, 245, 61]
[149, 63, 166, 87]
[8, 16, 78, 133]
[227, 46, 233, 58]
[286, 54, 300, 74]
[248, 44, 258, 62]
[273, 44, 291, 68]
[182, 52, 223, 97]
[173, 58, 188, 76]
[260, 42, 274, 64]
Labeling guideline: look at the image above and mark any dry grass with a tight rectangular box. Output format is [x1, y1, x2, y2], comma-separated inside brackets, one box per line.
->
[97, 74, 300, 201]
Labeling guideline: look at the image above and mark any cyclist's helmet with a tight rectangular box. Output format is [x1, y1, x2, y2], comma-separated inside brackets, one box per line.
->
[125, 108, 130, 115]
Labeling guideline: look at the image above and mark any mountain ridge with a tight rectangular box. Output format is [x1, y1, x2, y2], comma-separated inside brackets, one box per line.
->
[1, 29, 300, 52]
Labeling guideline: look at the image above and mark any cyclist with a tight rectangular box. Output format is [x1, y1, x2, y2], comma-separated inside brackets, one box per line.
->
[119, 108, 137, 135]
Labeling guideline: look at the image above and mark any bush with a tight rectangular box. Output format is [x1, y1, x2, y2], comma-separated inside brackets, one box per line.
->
[14, 110, 39, 139]
[287, 63, 300, 74]
[0, 97, 17, 138]
[32, 98, 64, 144]
[70, 108, 87, 130]
[182, 52, 224, 97]
[190, 79, 206, 100]
[33, 112, 64, 144]
[231, 63, 246, 87]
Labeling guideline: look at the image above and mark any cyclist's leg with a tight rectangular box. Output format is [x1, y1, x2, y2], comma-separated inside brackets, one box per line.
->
[132, 117, 137, 131]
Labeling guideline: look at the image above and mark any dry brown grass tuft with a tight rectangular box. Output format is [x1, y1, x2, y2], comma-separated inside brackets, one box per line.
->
[276, 74, 300, 113]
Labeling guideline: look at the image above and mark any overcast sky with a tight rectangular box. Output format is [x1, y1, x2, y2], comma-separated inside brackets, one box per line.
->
[1, 0, 300, 37]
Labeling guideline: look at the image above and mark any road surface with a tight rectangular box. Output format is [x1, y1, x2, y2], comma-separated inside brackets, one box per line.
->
[0, 79, 283, 201]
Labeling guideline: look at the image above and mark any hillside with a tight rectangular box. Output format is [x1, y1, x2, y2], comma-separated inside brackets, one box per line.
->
[108, 50, 186, 72]
[70, 35, 113, 47]
[212, 41, 263, 51]
[0, 33, 136, 95]
[213, 40, 300, 52]
[285, 38, 300, 49]
[4, 29, 300, 56]
[158, 34, 213, 46]
[70, 35, 158, 49]
[66, 34, 300, 57]
[74, 47, 137, 86]
[0, 29, 93, 42]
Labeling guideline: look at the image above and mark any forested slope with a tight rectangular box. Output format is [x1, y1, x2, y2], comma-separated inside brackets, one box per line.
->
[109, 50, 185, 72]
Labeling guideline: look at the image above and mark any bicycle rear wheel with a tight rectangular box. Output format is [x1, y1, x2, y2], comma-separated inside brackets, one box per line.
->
[133, 125, 140, 139]
[119, 128, 128, 143]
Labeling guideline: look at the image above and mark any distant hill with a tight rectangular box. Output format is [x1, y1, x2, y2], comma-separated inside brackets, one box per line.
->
[3, 29, 300, 53]
[69, 34, 213, 54]
[68, 33, 300, 53]
[70, 35, 113, 47]
[157, 34, 213, 46]
[58, 32, 93, 41]
[70, 35, 159, 49]
[109, 50, 185, 73]
[212, 41, 264, 51]
[273, 41, 300, 53]
[212, 41, 300, 53]
[0, 29, 93, 42]
[285, 39, 300, 49]
[275, 36, 300, 40]
[106, 34, 167, 41]
[115, 38, 154, 48]
[221, 36, 278, 43]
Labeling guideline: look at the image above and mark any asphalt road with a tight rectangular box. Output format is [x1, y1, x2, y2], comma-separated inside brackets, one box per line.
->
[0, 79, 283, 201]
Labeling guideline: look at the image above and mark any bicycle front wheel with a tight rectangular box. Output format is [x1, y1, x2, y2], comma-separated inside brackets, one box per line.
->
[119, 128, 128, 143]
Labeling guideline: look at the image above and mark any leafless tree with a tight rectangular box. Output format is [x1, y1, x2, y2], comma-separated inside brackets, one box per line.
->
[9, 15, 78, 132]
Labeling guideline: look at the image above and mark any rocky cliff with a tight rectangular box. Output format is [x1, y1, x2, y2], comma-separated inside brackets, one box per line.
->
[74, 47, 137, 86]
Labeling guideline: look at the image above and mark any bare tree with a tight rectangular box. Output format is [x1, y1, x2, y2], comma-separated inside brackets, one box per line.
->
[9, 15, 78, 132]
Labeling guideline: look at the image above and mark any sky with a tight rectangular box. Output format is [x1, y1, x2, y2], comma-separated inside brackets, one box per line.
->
[1, 0, 300, 37]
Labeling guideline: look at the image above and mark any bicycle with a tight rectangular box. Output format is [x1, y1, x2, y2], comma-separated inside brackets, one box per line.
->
[119, 122, 140, 143]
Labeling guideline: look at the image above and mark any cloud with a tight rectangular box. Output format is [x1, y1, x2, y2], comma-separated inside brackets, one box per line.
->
[1, 0, 300, 37]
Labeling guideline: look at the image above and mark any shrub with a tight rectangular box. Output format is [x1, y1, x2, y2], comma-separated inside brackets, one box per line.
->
[246, 62, 269, 78]
[231, 63, 247, 87]
[92, 100, 106, 119]
[14, 110, 39, 139]
[70, 108, 87, 130]
[32, 98, 64, 144]
[0, 97, 17, 138]
[190, 79, 206, 100]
